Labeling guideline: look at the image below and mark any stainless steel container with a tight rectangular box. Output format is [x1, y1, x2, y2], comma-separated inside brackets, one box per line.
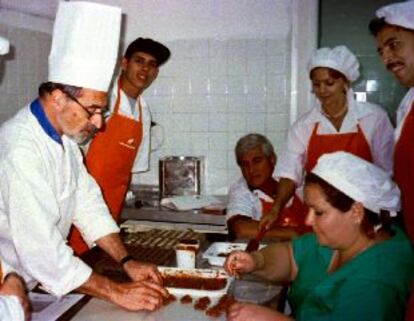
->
[159, 156, 203, 199]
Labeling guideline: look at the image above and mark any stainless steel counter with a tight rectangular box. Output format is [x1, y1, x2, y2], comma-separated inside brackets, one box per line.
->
[72, 298, 226, 321]
[121, 206, 227, 234]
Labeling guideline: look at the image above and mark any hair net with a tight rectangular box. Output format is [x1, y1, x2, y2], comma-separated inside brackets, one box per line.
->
[376, 1, 414, 31]
[309, 45, 360, 82]
[311, 151, 400, 216]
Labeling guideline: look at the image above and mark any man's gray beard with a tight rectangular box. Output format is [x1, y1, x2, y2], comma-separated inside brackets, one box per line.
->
[69, 127, 99, 146]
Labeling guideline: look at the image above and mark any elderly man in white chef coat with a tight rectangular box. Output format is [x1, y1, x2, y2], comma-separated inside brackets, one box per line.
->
[0, 2, 167, 312]
[369, 2, 414, 319]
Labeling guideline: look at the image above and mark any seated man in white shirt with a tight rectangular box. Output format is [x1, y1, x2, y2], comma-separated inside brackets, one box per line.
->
[226, 133, 310, 240]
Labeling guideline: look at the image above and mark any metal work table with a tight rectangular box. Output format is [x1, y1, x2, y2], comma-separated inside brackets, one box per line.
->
[121, 205, 228, 234]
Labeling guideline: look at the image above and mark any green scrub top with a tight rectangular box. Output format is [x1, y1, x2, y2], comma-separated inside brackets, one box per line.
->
[289, 227, 414, 321]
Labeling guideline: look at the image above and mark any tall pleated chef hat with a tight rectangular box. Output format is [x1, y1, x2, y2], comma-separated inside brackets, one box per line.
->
[311, 151, 401, 216]
[0, 36, 10, 55]
[309, 45, 360, 82]
[48, 1, 121, 92]
[376, 1, 414, 31]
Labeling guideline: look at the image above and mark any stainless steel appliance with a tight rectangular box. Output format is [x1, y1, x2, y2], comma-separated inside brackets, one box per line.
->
[159, 156, 203, 199]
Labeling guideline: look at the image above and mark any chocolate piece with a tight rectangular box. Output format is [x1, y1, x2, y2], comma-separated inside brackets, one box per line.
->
[163, 294, 176, 306]
[206, 294, 236, 317]
[194, 296, 211, 310]
[180, 295, 193, 304]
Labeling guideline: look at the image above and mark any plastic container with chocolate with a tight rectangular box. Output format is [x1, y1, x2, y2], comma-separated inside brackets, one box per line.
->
[158, 267, 233, 305]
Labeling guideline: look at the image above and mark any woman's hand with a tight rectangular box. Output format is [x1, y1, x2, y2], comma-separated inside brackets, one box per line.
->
[224, 251, 255, 277]
[227, 302, 292, 321]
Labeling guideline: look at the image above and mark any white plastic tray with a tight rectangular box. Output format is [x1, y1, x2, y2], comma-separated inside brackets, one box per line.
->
[158, 266, 233, 305]
[202, 242, 265, 266]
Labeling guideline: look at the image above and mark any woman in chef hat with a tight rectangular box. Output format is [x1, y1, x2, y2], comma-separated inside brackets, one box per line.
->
[260, 45, 395, 233]
[225, 151, 414, 321]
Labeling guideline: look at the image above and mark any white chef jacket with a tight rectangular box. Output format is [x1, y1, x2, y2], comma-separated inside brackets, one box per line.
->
[395, 87, 414, 142]
[275, 97, 394, 185]
[227, 178, 266, 222]
[0, 296, 24, 321]
[0, 103, 120, 297]
[227, 177, 294, 222]
[106, 79, 152, 173]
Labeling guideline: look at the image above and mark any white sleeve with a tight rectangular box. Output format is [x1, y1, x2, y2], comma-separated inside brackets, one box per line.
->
[275, 117, 309, 185]
[72, 151, 120, 246]
[226, 180, 256, 221]
[0, 296, 24, 321]
[6, 148, 92, 297]
[366, 108, 394, 174]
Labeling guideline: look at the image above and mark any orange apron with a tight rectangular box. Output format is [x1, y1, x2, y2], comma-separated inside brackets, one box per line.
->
[69, 80, 143, 255]
[305, 122, 373, 173]
[260, 193, 310, 234]
[393, 103, 414, 244]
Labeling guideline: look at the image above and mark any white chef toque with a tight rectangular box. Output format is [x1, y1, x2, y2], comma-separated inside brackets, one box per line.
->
[0, 36, 10, 55]
[309, 45, 360, 82]
[376, 1, 414, 31]
[48, 1, 121, 92]
[311, 151, 401, 216]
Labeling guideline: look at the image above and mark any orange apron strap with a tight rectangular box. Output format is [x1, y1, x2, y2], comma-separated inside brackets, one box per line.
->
[69, 80, 144, 256]
[394, 103, 414, 243]
[259, 194, 309, 234]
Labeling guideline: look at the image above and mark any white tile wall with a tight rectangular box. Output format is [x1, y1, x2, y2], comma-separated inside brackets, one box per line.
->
[140, 37, 292, 194]
[0, 0, 316, 196]
[0, 23, 51, 123]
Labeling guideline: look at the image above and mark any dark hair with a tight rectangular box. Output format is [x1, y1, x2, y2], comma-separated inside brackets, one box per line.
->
[38, 82, 82, 99]
[368, 17, 413, 37]
[235, 133, 275, 166]
[124, 37, 170, 66]
[310, 67, 348, 83]
[305, 173, 393, 238]
[368, 17, 388, 36]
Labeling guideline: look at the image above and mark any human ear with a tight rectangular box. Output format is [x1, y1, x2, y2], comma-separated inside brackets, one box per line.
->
[270, 154, 277, 167]
[350, 202, 365, 225]
[120, 57, 128, 72]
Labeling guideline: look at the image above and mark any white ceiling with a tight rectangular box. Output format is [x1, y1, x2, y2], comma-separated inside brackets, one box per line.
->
[0, 0, 60, 19]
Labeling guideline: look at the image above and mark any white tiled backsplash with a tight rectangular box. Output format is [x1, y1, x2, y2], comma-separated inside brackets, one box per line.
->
[135, 37, 291, 194]
[0, 0, 306, 195]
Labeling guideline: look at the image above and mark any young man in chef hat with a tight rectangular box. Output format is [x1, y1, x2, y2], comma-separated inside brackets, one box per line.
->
[0, 1, 168, 312]
[69, 37, 170, 255]
[369, 2, 414, 319]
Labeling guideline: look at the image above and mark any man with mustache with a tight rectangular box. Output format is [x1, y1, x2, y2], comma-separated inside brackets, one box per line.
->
[369, 1, 414, 244]
[369, 3, 414, 319]
[69, 38, 170, 255]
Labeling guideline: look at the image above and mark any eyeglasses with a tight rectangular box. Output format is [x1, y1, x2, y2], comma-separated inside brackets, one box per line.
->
[63, 91, 107, 119]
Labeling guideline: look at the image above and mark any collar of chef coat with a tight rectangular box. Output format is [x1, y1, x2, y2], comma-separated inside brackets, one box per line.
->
[304, 94, 374, 132]
[30, 99, 63, 145]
